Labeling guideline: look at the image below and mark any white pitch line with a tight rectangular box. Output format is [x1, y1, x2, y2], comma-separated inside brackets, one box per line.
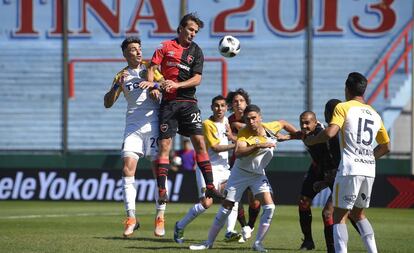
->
[0, 212, 119, 220]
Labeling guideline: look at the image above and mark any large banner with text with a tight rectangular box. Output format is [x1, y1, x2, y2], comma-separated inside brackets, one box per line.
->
[1, 168, 412, 208]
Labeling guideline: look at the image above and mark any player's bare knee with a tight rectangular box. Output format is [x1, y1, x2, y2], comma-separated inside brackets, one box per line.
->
[200, 197, 213, 209]
[159, 139, 172, 155]
[191, 135, 207, 153]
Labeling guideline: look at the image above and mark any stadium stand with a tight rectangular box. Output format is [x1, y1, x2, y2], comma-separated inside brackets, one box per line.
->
[0, 34, 410, 151]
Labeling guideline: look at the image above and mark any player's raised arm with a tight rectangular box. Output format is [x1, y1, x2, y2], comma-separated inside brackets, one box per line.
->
[277, 120, 302, 141]
[304, 124, 340, 146]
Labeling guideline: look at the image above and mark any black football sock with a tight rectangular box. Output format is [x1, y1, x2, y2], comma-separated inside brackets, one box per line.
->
[324, 224, 334, 253]
[237, 204, 247, 227]
[248, 204, 261, 229]
[196, 153, 214, 186]
[299, 209, 313, 241]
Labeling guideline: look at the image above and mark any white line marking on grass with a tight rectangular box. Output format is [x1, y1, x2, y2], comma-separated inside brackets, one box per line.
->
[1, 212, 119, 219]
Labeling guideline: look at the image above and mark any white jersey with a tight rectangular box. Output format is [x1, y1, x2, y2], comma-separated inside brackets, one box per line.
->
[202, 116, 230, 169]
[330, 100, 390, 177]
[113, 65, 160, 136]
[234, 121, 282, 175]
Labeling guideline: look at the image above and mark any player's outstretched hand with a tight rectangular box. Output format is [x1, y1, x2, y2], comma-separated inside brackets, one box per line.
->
[161, 80, 179, 92]
[276, 133, 289, 142]
[138, 81, 155, 89]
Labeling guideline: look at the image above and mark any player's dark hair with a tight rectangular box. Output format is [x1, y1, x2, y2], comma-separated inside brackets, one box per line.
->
[244, 104, 261, 114]
[345, 72, 367, 97]
[177, 12, 204, 34]
[211, 95, 226, 105]
[324, 99, 341, 123]
[121, 36, 141, 52]
[226, 88, 251, 112]
[299, 111, 316, 120]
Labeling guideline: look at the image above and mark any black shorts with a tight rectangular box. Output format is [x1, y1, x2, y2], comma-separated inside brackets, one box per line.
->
[158, 100, 203, 139]
[300, 164, 325, 199]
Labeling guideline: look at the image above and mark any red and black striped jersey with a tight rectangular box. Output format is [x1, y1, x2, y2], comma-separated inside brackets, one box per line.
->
[151, 38, 204, 101]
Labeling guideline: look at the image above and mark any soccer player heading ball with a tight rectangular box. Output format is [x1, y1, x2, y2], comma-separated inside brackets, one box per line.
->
[147, 12, 224, 205]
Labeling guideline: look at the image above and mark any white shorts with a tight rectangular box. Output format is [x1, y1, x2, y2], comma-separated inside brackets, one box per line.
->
[195, 165, 231, 199]
[224, 167, 273, 202]
[332, 175, 374, 210]
[122, 122, 158, 160]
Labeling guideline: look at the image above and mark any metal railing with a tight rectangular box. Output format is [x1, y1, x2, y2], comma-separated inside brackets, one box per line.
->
[367, 20, 413, 104]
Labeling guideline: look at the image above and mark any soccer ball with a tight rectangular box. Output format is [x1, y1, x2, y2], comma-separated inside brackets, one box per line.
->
[218, 35, 241, 58]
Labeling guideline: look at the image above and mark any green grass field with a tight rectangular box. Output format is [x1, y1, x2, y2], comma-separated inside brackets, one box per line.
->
[0, 201, 413, 252]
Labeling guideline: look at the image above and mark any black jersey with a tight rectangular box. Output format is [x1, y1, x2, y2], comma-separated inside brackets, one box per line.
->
[305, 123, 340, 172]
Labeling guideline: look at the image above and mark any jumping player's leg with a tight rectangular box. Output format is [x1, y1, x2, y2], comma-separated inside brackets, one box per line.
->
[155, 100, 178, 203]
[155, 138, 172, 203]
[151, 160, 167, 237]
[190, 134, 224, 199]
[177, 102, 223, 199]
[121, 154, 139, 237]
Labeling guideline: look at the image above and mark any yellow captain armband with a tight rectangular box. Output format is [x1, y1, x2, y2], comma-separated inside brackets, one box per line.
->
[153, 70, 164, 82]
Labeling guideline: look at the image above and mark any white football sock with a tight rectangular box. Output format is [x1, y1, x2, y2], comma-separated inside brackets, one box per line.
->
[333, 223, 348, 253]
[207, 206, 231, 245]
[357, 218, 377, 253]
[226, 202, 238, 233]
[177, 203, 206, 229]
[122, 176, 136, 215]
[255, 204, 275, 244]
